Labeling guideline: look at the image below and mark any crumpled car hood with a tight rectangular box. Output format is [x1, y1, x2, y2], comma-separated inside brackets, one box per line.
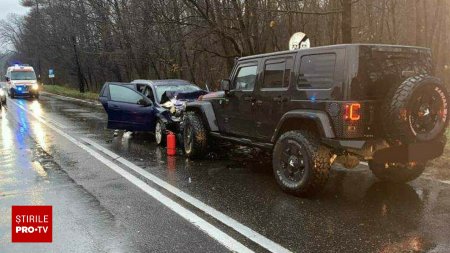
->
[160, 90, 208, 106]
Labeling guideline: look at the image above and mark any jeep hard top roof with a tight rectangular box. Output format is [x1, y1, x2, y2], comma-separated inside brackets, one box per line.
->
[238, 44, 431, 61]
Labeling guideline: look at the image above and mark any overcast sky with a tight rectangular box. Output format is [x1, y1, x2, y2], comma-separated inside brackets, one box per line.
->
[0, 0, 28, 20]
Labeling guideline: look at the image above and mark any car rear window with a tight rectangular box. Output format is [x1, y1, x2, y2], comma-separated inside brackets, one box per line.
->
[297, 53, 336, 89]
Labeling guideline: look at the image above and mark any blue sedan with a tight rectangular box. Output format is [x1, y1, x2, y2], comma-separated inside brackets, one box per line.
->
[99, 80, 207, 145]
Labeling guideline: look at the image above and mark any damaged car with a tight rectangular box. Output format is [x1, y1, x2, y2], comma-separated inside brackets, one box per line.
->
[99, 80, 207, 145]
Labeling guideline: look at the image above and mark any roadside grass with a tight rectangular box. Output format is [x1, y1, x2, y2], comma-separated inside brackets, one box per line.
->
[43, 85, 99, 101]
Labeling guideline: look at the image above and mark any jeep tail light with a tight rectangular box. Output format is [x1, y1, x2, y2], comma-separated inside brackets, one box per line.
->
[345, 103, 361, 121]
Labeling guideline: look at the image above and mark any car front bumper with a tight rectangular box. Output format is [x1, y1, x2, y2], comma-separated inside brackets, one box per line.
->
[11, 87, 38, 96]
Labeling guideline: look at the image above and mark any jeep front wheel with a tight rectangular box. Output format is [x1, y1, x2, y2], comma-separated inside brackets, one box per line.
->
[369, 161, 426, 183]
[272, 131, 331, 197]
[183, 112, 208, 159]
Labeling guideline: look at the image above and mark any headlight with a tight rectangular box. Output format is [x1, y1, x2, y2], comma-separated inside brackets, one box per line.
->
[32, 83, 39, 90]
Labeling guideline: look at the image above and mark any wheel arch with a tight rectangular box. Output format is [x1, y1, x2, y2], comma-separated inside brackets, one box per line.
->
[185, 102, 219, 132]
[271, 110, 335, 143]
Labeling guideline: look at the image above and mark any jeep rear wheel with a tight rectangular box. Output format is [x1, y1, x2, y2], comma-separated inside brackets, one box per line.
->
[383, 75, 449, 143]
[272, 131, 331, 197]
[183, 112, 208, 159]
[369, 161, 426, 183]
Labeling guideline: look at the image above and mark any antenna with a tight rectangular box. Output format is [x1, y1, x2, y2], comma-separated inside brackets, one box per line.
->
[289, 32, 311, 50]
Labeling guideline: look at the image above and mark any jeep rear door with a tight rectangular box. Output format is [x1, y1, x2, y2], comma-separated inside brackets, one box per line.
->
[253, 55, 295, 140]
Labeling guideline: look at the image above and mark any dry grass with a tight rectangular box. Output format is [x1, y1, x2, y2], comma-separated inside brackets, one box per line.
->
[43, 85, 99, 101]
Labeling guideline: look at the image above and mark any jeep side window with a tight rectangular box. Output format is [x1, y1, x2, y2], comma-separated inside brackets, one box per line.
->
[234, 65, 257, 91]
[262, 58, 293, 89]
[297, 53, 336, 89]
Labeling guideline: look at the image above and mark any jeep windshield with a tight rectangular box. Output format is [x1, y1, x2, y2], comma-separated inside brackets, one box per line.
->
[11, 71, 37, 80]
[155, 85, 200, 103]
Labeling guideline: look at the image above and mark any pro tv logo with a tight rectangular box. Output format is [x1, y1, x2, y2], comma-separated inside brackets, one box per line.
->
[12, 206, 52, 243]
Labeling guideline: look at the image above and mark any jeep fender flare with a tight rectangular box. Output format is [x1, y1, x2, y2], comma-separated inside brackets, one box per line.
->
[185, 101, 219, 132]
[271, 110, 336, 142]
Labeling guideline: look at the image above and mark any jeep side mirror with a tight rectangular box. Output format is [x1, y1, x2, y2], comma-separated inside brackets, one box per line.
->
[221, 79, 231, 92]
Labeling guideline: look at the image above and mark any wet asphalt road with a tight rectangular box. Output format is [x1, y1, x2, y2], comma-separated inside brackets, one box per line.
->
[1, 91, 450, 253]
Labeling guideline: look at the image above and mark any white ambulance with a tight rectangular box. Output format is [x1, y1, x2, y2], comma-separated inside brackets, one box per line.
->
[5, 65, 39, 99]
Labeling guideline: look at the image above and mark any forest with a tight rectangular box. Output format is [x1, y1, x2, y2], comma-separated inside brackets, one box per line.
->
[0, 0, 449, 92]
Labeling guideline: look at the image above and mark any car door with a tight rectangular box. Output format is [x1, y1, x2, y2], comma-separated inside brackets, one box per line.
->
[254, 55, 295, 140]
[218, 62, 259, 136]
[105, 84, 157, 131]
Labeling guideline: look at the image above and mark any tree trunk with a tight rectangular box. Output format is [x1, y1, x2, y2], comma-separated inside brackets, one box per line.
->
[341, 0, 352, 43]
[72, 36, 85, 93]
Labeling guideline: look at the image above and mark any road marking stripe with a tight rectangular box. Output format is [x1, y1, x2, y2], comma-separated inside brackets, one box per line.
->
[81, 138, 291, 253]
[8, 99, 254, 253]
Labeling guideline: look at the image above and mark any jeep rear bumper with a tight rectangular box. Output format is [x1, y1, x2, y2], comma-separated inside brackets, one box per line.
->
[323, 136, 446, 163]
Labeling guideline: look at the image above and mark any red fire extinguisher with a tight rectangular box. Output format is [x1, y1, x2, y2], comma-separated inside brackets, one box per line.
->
[167, 131, 176, 156]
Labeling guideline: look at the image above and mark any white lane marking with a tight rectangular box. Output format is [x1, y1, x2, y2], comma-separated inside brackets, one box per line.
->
[42, 92, 101, 106]
[8, 98, 254, 253]
[9, 98, 68, 129]
[81, 138, 291, 253]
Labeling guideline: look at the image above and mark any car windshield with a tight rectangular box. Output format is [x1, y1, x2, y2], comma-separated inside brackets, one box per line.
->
[11, 71, 36, 80]
[155, 84, 200, 103]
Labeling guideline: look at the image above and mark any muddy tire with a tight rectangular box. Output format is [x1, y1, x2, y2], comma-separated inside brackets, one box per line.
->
[183, 112, 208, 159]
[155, 120, 166, 146]
[383, 75, 449, 144]
[369, 161, 426, 183]
[272, 131, 331, 197]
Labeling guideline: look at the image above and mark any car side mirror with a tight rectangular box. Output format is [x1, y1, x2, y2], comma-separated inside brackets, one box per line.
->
[138, 98, 151, 107]
[221, 79, 231, 93]
[5, 76, 10, 82]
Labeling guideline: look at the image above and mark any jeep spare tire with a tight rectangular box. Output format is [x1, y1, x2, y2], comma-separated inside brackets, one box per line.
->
[383, 75, 449, 143]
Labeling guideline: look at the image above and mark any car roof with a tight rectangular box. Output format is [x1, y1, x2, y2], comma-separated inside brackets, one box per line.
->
[105, 82, 135, 88]
[238, 43, 431, 61]
[132, 79, 192, 86]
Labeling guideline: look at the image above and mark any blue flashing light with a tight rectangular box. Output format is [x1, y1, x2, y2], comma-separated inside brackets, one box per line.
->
[310, 96, 316, 102]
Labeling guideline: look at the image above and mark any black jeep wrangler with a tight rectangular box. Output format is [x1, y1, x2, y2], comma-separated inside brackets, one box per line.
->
[182, 44, 449, 197]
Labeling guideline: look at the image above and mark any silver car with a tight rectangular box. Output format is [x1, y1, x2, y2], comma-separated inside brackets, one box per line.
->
[0, 83, 6, 106]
